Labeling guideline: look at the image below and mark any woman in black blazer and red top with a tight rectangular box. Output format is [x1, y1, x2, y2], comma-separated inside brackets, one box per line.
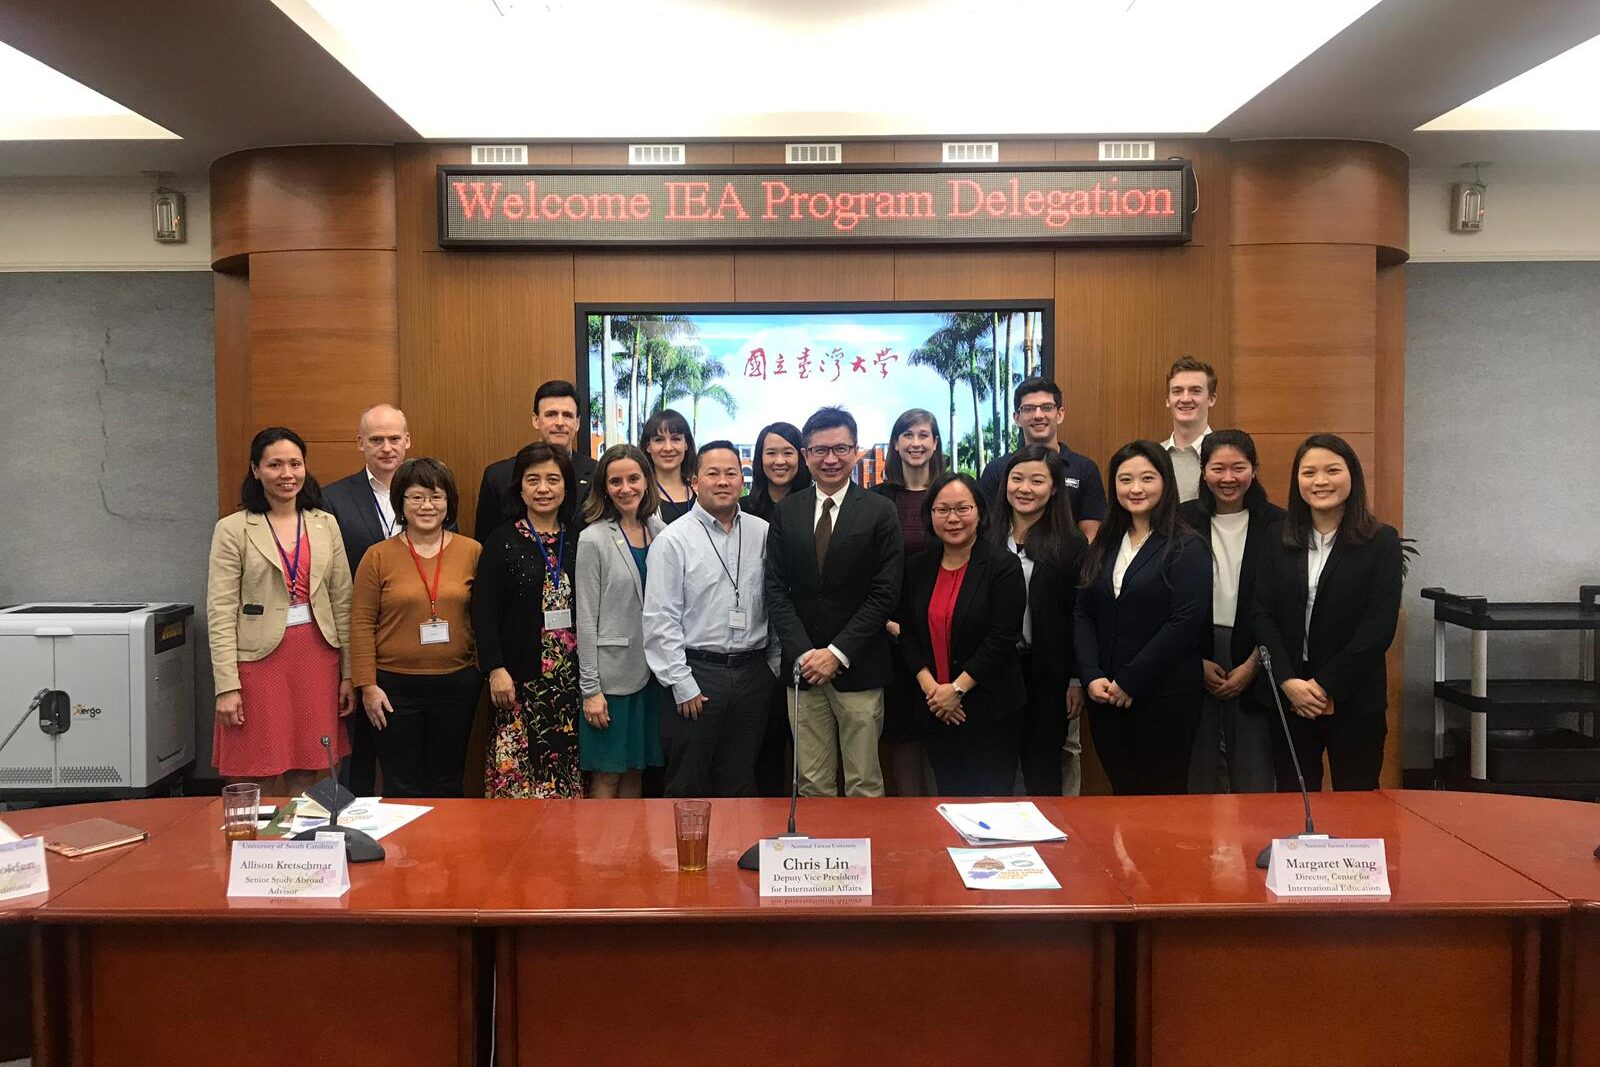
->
[1074, 441, 1209, 796]
[897, 473, 1027, 796]
[990, 445, 1089, 796]
[1252, 433, 1403, 792]
[1177, 429, 1285, 794]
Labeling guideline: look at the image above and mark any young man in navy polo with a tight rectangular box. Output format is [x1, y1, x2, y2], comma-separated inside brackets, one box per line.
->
[977, 377, 1106, 541]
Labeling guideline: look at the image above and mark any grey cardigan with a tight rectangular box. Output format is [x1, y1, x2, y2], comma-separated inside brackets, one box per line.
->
[575, 515, 666, 697]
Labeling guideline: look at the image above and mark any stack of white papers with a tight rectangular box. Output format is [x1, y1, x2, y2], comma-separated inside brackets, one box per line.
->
[936, 802, 1067, 846]
[948, 846, 1062, 890]
[287, 798, 431, 841]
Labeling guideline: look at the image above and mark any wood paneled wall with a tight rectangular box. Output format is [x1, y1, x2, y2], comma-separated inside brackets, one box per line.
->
[212, 136, 1409, 788]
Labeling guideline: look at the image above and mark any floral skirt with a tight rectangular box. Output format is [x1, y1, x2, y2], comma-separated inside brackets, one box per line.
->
[486, 670, 583, 799]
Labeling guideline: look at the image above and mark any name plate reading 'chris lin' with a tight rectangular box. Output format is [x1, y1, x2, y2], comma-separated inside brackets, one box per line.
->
[1265, 838, 1390, 898]
[0, 836, 49, 903]
[227, 838, 350, 899]
[760, 838, 872, 897]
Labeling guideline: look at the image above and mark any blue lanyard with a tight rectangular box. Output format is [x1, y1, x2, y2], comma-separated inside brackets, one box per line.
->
[268, 511, 304, 597]
[535, 529, 565, 582]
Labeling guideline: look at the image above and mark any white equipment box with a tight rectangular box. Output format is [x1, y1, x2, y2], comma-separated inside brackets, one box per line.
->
[0, 602, 195, 797]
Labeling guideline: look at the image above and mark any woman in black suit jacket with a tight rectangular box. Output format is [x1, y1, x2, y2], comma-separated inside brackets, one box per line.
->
[1252, 433, 1403, 792]
[1178, 430, 1285, 794]
[990, 445, 1089, 795]
[1074, 441, 1209, 796]
[898, 473, 1027, 796]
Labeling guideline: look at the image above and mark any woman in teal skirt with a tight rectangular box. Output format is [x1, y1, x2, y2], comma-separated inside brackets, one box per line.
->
[575, 444, 667, 797]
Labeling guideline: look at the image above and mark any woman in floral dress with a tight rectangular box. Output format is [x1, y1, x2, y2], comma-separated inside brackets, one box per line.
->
[472, 442, 583, 797]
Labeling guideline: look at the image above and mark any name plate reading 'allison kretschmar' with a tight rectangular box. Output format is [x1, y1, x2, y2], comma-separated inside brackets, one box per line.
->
[0, 835, 49, 902]
[227, 838, 350, 898]
[1265, 838, 1390, 898]
[760, 838, 872, 897]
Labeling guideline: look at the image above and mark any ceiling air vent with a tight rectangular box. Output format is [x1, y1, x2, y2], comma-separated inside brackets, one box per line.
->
[942, 141, 999, 163]
[786, 143, 842, 164]
[629, 144, 686, 166]
[1099, 140, 1155, 162]
[471, 144, 528, 165]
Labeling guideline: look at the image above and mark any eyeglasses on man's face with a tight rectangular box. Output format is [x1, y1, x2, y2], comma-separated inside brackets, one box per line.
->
[1016, 403, 1059, 416]
[804, 444, 857, 459]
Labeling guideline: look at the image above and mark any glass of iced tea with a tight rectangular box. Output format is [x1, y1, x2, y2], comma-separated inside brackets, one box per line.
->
[673, 800, 711, 872]
[222, 782, 261, 843]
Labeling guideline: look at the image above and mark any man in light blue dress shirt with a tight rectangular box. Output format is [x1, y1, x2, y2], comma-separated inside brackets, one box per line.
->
[644, 441, 781, 796]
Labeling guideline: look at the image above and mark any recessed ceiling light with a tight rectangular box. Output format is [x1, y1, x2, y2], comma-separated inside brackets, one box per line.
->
[272, 0, 1382, 139]
[0, 40, 178, 140]
[1419, 32, 1600, 131]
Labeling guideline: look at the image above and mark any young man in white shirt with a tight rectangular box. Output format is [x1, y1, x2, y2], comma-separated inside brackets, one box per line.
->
[1160, 356, 1217, 503]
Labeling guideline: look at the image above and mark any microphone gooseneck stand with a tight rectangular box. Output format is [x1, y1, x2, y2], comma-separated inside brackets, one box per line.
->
[1255, 646, 1326, 870]
[291, 735, 386, 863]
[738, 661, 809, 871]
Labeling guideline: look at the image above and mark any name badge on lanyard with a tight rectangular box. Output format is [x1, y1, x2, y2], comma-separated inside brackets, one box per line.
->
[406, 533, 450, 646]
[420, 619, 450, 645]
[271, 512, 311, 625]
[286, 604, 312, 627]
[535, 529, 572, 634]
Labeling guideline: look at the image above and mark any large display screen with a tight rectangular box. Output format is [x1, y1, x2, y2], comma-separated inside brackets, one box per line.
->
[580, 303, 1052, 485]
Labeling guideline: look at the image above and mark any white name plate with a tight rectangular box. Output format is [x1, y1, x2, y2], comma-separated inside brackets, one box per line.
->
[1265, 837, 1390, 898]
[759, 837, 871, 897]
[0, 836, 49, 903]
[227, 839, 350, 899]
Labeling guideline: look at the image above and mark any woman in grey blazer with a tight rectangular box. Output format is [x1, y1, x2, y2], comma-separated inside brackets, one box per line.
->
[576, 445, 668, 797]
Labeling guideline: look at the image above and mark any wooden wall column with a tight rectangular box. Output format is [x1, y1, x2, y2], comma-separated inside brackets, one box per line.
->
[1230, 139, 1410, 785]
[210, 145, 399, 512]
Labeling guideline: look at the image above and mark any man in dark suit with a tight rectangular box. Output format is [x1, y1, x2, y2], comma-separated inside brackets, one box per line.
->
[765, 407, 903, 797]
[321, 402, 411, 795]
[474, 379, 597, 539]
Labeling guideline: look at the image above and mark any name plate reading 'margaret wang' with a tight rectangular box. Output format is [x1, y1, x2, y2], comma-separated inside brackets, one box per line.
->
[439, 163, 1192, 247]
[1265, 838, 1391, 898]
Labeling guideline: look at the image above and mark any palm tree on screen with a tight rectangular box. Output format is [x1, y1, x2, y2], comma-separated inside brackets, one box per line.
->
[909, 329, 966, 469]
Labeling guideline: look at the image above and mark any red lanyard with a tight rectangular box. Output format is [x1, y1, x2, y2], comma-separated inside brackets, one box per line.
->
[268, 511, 305, 600]
[405, 533, 445, 618]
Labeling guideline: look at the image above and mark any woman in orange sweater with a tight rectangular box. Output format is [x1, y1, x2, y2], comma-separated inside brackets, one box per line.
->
[349, 458, 483, 798]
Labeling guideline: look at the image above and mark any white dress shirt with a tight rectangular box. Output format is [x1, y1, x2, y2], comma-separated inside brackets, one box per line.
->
[1303, 527, 1338, 660]
[368, 470, 397, 537]
[1209, 509, 1250, 627]
[1112, 532, 1141, 598]
[1161, 428, 1211, 504]
[811, 482, 853, 668]
[1007, 533, 1035, 647]
[643, 502, 779, 703]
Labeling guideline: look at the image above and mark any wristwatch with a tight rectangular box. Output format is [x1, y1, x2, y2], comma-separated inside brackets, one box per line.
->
[951, 682, 968, 701]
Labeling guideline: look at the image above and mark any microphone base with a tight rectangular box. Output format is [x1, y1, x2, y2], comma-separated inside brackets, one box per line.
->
[1255, 833, 1332, 870]
[292, 824, 386, 864]
[736, 834, 810, 872]
[1594, 843, 1600, 860]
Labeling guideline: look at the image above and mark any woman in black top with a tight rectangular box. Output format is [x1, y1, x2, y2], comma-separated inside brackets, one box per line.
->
[471, 442, 582, 798]
[740, 421, 812, 522]
[741, 421, 811, 797]
[1178, 430, 1284, 794]
[897, 473, 1027, 796]
[991, 445, 1088, 796]
[641, 409, 695, 523]
[1252, 433, 1402, 792]
[874, 408, 947, 795]
[1073, 441, 1209, 796]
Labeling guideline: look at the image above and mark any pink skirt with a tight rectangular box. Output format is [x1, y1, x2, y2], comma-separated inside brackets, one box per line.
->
[214, 622, 350, 777]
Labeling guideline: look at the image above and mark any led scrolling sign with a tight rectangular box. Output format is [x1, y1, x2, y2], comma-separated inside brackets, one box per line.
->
[438, 162, 1193, 247]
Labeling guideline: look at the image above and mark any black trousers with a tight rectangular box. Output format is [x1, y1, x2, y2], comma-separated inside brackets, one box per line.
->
[925, 713, 1022, 797]
[1017, 656, 1068, 795]
[1271, 708, 1387, 792]
[660, 658, 775, 798]
[1087, 691, 1202, 796]
[752, 680, 794, 798]
[371, 667, 483, 798]
[342, 705, 379, 795]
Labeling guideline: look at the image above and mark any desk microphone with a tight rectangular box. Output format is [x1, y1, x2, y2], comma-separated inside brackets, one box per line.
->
[738, 658, 809, 871]
[1255, 646, 1326, 869]
[291, 735, 385, 863]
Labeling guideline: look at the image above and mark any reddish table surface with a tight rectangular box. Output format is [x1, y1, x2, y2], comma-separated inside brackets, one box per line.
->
[0, 798, 210, 920]
[1385, 789, 1600, 909]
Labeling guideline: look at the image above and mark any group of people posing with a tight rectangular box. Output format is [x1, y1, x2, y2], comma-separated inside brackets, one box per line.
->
[206, 356, 1403, 802]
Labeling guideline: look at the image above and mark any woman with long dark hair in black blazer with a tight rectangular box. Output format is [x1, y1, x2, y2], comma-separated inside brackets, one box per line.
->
[990, 445, 1088, 795]
[897, 473, 1027, 796]
[1252, 433, 1402, 792]
[740, 421, 812, 522]
[1073, 441, 1209, 796]
[1178, 430, 1284, 794]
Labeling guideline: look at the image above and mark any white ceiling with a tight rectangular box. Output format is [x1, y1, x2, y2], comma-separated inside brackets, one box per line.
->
[1, 0, 1599, 178]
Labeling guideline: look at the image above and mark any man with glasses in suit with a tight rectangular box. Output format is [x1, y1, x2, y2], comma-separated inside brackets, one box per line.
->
[765, 407, 903, 797]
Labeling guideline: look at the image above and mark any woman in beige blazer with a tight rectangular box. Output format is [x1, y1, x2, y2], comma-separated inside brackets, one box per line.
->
[208, 427, 354, 794]
[575, 445, 667, 798]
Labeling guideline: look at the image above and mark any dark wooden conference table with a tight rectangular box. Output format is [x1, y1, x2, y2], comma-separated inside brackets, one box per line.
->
[3, 790, 1595, 1067]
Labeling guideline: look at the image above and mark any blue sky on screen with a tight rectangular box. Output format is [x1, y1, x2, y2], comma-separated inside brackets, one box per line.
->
[587, 309, 1045, 460]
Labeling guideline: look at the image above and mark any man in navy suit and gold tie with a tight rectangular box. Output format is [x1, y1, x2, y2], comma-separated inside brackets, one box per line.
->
[321, 403, 411, 794]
